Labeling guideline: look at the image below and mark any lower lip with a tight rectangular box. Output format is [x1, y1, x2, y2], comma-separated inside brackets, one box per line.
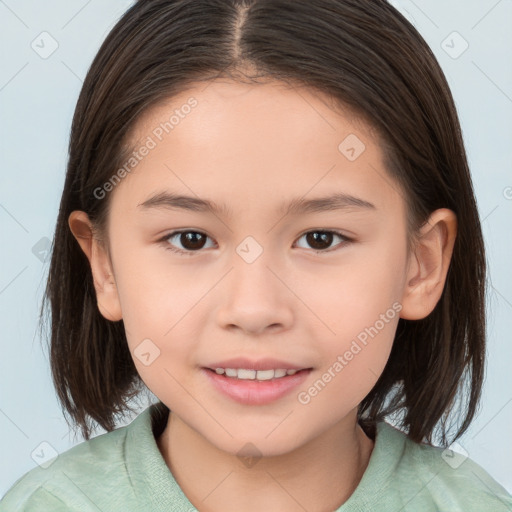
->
[202, 368, 312, 405]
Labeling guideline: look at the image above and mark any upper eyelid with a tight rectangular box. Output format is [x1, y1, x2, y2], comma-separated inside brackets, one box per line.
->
[162, 229, 351, 251]
[163, 228, 350, 240]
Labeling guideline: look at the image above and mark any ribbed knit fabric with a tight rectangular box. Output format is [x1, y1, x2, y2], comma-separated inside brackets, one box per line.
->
[1, 404, 511, 511]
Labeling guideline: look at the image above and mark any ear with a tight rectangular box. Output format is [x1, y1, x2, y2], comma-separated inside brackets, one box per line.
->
[68, 210, 123, 322]
[400, 208, 457, 320]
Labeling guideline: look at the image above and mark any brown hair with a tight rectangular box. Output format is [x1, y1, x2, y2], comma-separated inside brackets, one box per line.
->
[40, 0, 486, 444]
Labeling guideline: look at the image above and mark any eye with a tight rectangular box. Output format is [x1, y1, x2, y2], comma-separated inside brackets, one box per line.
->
[159, 229, 352, 256]
[160, 230, 215, 256]
[294, 230, 352, 253]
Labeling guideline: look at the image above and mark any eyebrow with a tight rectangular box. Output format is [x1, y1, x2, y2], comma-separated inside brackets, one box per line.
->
[137, 191, 376, 217]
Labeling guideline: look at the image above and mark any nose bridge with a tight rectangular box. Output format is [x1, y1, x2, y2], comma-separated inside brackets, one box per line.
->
[216, 236, 294, 334]
[230, 236, 280, 303]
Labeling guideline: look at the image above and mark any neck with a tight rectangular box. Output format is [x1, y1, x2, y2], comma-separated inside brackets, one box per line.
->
[156, 410, 374, 512]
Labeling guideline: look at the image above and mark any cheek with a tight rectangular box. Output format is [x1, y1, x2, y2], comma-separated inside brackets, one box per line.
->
[112, 241, 204, 332]
[309, 239, 406, 337]
[117, 270, 197, 403]
[113, 261, 226, 396]
[303, 237, 406, 395]
[297, 309, 399, 414]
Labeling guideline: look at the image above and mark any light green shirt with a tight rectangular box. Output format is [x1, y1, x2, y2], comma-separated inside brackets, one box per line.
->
[1, 403, 511, 511]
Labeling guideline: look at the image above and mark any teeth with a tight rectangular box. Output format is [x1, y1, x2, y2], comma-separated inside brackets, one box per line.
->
[238, 369, 256, 379]
[254, 370, 274, 380]
[213, 368, 301, 380]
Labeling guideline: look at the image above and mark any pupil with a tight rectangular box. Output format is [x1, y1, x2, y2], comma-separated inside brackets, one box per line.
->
[182, 232, 205, 250]
[307, 231, 332, 250]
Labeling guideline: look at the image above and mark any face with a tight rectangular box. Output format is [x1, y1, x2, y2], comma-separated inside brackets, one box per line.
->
[90, 80, 413, 456]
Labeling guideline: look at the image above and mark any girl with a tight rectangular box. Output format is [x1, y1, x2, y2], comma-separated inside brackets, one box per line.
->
[1, 0, 511, 510]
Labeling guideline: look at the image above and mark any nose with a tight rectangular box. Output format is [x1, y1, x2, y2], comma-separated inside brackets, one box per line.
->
[215, 250, 294, 336]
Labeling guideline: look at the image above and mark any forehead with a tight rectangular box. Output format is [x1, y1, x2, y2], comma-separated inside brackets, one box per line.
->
[129, 78, 376, 152]
[110, 79, 402, 218]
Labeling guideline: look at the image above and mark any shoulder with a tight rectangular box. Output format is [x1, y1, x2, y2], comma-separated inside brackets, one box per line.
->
[375, 422, 512, 511]
[0, 409, 148, 511]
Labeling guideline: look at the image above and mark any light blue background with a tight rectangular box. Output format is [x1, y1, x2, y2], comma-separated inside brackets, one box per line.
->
[1, 0, 511, 498]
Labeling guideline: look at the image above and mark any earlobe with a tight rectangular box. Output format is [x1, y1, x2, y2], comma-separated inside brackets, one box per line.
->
[400, 208, 457, 320]
[68, 210, 123, 322]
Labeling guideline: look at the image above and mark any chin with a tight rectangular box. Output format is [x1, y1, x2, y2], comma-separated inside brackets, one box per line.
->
[206, 427, 307, 460]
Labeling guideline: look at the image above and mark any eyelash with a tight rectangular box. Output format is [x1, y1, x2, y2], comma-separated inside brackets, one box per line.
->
[158, 229, 353, 256]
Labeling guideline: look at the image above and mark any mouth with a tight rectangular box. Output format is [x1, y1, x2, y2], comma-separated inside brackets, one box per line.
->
[201, 362, 313, 405]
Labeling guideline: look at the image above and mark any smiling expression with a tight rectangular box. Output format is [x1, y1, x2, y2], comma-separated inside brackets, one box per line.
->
[78, 79, 414, 456]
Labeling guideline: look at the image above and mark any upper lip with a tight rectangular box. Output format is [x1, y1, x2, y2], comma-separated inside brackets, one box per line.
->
[204, 357, 310, 371]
